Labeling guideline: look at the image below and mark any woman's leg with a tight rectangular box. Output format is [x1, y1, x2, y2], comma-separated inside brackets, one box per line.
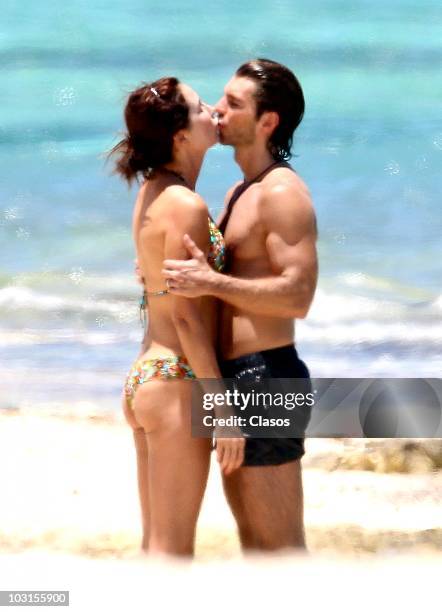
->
[121, 392, 151, 551]
[132, 379, 212, 557]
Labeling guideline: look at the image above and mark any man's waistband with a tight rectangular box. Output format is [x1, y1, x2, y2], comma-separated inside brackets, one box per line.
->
[220, 343, 299, 368]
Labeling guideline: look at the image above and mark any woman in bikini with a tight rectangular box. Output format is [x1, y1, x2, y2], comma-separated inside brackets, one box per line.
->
[108, 77, 245, 557]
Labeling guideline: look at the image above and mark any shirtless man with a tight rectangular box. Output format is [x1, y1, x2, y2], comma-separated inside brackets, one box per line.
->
[163, 59, 318, 552]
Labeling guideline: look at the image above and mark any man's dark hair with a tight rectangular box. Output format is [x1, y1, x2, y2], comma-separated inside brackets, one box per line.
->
[236, 58, 305, 161]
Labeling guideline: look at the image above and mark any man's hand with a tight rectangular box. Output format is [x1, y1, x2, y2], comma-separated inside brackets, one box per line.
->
[162, 234, 217, 298]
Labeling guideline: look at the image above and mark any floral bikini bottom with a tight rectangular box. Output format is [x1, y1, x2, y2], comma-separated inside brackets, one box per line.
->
[124, 355, 196, 410]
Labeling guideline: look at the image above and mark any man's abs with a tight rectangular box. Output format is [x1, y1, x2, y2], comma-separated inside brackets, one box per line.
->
[219, 303, 295, 360]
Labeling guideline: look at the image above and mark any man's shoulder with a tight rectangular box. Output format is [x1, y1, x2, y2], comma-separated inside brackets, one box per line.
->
[257, 168, 317, 237]
[259, 168, 313, 210]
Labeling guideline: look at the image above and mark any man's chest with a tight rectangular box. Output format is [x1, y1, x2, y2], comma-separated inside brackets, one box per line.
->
[223, 194, 266, 265]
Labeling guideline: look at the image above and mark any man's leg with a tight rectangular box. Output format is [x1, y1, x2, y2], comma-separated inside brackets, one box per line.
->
[221, 458, 306, 552]
[219, 344, 311, 552]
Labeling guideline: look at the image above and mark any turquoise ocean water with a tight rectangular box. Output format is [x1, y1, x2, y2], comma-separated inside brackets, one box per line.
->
[1, 1, 441, 412]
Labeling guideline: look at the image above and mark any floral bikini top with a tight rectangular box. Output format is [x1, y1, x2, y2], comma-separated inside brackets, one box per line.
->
[139, 216, 225, 323]
[207, 216, 226, 273]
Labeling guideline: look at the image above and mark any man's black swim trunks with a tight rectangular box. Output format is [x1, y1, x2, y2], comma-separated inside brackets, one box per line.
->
[219, 344, 312, 467]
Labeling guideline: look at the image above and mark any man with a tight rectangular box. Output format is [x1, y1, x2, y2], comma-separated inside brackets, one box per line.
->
[163, 59, 318, 552]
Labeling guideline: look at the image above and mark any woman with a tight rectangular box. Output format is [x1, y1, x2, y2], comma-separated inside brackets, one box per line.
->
[108, 77, 244, 557]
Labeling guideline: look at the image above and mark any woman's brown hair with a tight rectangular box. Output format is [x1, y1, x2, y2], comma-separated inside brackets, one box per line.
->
[107, 77, 189, 186]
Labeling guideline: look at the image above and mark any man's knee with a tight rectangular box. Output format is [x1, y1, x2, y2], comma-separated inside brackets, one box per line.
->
[237, 523, 306, 552]
[238, 513, 305, 550]
[223, 461, 305, 551]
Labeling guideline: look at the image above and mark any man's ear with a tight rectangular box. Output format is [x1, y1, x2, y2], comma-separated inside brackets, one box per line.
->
[259, 111, 279, 136]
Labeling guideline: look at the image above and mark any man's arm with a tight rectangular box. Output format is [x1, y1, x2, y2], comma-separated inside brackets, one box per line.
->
[163, 182, 318, 318]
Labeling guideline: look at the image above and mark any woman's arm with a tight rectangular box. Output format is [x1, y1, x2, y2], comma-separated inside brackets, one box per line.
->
[163, 190, 221, 378]
[161, 189, 245, 474]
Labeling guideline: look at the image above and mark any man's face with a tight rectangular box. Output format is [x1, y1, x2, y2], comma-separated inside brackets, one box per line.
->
[215, 76, 259, 147]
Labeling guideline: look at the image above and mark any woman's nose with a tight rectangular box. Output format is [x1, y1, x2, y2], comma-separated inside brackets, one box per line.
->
[214, 98, 225, 117]
[202, 102, 217, 120]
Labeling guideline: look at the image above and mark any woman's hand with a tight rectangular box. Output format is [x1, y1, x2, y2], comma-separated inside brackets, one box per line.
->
[214, 429, 246, 475]
[134, 258, 144, 285]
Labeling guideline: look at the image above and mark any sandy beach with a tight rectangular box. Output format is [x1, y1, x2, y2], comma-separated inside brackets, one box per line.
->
[0, 409, 441, 610]
[1, 409, 441, 558]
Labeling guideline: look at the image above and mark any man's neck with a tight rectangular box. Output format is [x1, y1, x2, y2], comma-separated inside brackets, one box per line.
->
[234, 146, 276, 182]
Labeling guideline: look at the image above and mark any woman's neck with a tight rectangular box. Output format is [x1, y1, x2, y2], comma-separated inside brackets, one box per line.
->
[163, 150, 204, 191]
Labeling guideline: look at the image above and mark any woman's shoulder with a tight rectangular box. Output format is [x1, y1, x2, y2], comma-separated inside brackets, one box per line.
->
[162, 185, 208, 217]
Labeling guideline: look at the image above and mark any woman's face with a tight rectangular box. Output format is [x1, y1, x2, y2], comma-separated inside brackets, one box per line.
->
[178, 83, 218, 152]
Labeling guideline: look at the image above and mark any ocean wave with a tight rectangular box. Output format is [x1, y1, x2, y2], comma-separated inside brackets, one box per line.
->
[431, 294, 442, 312]
[297, 320, 442, 347]
[305, 287, 442, 324]
[0, 329, 140, 347]
[0, 286, 139, 323]
[2, 283, 439, 316]
[298, 355, 442, 378]
[337, 272, 440, 302]
[298, 287, 442, 347]
[1, 285, 441, 349]
[0, 321, 439, 350]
